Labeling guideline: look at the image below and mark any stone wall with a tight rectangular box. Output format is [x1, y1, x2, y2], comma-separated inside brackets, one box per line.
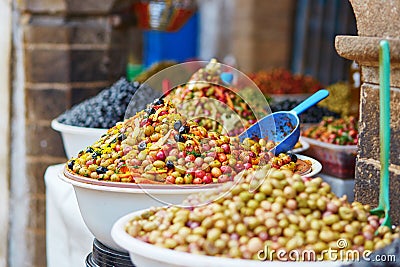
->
[10, 0, 133, 266]
[335, 0, 400, 224]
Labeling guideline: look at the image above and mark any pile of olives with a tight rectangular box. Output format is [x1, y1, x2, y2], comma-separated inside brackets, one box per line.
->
[126, 167, 399, 260]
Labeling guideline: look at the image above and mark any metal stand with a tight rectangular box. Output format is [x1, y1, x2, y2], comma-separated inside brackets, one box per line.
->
[86, 239, 134, 267]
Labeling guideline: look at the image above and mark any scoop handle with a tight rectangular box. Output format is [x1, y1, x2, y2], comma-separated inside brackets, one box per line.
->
[380, 40, 391, 213]
[291, 89, 329, 115]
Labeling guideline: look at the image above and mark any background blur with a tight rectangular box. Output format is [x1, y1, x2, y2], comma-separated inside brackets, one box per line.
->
[0, 0, 356, 266]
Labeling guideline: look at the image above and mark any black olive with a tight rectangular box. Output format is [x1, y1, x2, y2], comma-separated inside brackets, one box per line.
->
[153, 98, 164, 105]
[85, 147, 94, 153]
[178, 125, 190, 134]
[287, 153, 297, 163]
[138, 142, 147, 151]
[117, 133, 126, 141]
[67, 160, 75, 170]
[174, 120, 182, 131]
[92, 152, 100, 159]
[174, 134, 186, 143]
[96, 166, 108, 174]
[146, 107, 156, 115]
[166, 161, 174, 169]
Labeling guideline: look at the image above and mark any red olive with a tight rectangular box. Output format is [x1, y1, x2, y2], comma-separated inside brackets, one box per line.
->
[195, 170, 206, 178]
[156, 150, 166, 161]
[202, 173, 213, 184]
[221, 144, 230, 153]
[165, 176, 175, 184]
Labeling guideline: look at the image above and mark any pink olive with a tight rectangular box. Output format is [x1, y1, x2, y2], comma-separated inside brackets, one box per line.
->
[194, 157, 204, 167]
[220, 165, 233, 174]
[244, 163, 252, 170]
[185, 154, 195, 162]
[168, 148, 179, 157]
[123, 146, 132, 155]
[202, 144, 211, 151]
[221, 144, 230, 153]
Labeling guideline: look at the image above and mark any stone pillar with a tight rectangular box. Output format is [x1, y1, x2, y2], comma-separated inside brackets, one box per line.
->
[10, 0, 133, 266]
[335, 0, 400, 224]
[0, 1, 12, 267]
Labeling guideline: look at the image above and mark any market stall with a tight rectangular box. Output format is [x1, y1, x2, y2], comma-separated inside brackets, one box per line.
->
[34, 1, 400, 267]
[44, 50, 399, 267]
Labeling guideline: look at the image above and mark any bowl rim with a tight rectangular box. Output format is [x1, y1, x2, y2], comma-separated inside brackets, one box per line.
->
[51, 118, 108, 135]
[296, 154, 322, 178]
[61, 166, 223, 193]
[111, 209, 345, 267]
[61, 154, 321, 192]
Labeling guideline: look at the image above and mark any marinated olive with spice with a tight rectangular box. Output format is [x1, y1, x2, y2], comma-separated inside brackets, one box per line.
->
[126, 167, 400, 260]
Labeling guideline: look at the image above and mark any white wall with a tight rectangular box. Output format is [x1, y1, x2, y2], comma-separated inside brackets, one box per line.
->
[0, 0, 12, 266]
[9, 1, 29, 265]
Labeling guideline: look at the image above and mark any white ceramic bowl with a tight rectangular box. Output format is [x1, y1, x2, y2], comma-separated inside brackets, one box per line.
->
[59, 154, 320, 252]
[51, 119, 107, 158]
[59, 168, 222, 251]
[296, 154, 322, 178]
[112, 210, 344, 267]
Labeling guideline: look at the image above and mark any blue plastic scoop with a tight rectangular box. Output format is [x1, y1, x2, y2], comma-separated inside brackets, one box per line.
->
[238, 89, 329, 154]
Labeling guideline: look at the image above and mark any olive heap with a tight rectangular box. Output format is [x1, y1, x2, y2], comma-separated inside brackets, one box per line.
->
[68, 99, 259, 184]
[57, 78, 160, 129]
[66, 97, 304, 184]
[166, 59, 261, 136]
[126, 167, 399, 260]
[303, 116, 358, 146]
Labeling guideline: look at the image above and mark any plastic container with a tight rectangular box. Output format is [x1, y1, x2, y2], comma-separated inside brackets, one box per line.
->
[301, 136, 357, 179]
[51, 119, 107, 159]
